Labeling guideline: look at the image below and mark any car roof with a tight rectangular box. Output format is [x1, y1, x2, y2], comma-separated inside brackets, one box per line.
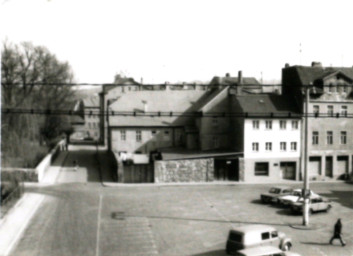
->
[270, 186, 292, 190]
[230, 225, 276, 234]
[237, 245, 283, 255]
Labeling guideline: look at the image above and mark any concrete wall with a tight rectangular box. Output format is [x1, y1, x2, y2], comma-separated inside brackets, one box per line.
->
[36, 140, 63, 182]
[154, 158, 214, 183]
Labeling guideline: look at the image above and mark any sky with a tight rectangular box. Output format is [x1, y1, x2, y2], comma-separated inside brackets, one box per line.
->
[1, 0, 353, 84]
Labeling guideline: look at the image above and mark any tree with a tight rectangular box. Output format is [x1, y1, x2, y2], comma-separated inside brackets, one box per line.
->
[1, 41, 75, 167]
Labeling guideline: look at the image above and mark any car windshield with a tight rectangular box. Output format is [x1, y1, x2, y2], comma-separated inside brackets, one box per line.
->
[293, 191, 301, 197]
[269, 188, 281, 194]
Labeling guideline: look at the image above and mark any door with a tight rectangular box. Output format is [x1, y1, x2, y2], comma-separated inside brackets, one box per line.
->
[280, 162, 296, 180]
[325, 156, 333, 177]
[337, 156, 348, 178]
[309, 157, 321, 178]
[214, 159, 239, 181]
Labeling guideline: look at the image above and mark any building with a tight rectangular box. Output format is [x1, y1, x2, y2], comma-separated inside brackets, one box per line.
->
[71, 95, 101, 142]
[230, 94, 301, 182]
[282, 62, 353, 180]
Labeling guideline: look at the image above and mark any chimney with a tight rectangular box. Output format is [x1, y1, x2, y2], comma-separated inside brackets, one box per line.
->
[237, 70, 243, 95]
[165, 81, 170, 90]
[285, 63, 290, 68]
[311, 62, 322, 68]
[225, 73, 230, 77]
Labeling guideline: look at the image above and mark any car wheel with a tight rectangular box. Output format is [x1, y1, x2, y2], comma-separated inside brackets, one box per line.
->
[283, 242, 292, 251]
[326, 205, 331, 213]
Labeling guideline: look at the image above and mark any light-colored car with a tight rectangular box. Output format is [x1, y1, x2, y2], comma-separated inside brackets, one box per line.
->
[261, 187, 293, 204]
[290, 195, 332, 214]
[235, 245, 301, 256]
[226, 225, 292, 255]
[278, 189, 319, 206]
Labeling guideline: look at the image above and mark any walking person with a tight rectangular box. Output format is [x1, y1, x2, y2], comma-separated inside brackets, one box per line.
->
[330, 218, 346, 246]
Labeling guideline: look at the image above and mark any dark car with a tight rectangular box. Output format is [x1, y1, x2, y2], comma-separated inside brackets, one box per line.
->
[261, 186, 293, 204]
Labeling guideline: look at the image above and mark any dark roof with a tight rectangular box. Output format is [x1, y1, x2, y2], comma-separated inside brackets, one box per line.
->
[210, 76, 260, 86]
[235, 94, 300, 116]
[70, 115, 84, 124]
[196, 87, 228, 111]
[285, 65, 353, 85]
[83, 95, 100, 107]
[103, 77, 141, 93]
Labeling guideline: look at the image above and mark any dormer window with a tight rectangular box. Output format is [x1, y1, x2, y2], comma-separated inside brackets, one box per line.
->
[329, 84, 334, 93]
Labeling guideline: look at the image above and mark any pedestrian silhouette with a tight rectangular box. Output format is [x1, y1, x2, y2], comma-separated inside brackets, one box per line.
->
[330, 218, 346, 246]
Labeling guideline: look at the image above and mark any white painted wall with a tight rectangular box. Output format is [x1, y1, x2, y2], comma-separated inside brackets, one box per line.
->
[244, 119, 301, 159]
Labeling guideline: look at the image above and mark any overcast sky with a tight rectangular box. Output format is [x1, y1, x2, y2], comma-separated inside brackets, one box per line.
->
[1, 0, 353, 84]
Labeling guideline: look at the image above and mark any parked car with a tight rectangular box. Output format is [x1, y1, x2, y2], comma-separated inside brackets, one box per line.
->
[261, 187, 293, 204]
[226, 225, 292, 255]
[278, 189, 319, 206]
[290, 196, 332, 214]
[235, 245, 301, 256]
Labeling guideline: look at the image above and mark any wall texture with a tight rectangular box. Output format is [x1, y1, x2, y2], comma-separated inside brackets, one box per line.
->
[154, 158, 214, 183]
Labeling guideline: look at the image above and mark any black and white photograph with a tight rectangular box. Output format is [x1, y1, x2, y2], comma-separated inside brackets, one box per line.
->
[1, 0, 353, 255]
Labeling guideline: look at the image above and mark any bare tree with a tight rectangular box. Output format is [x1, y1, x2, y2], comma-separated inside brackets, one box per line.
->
[1, 41, 75, 167]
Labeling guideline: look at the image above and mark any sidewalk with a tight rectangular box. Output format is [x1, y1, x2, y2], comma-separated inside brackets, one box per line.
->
[0, 151, 68, 256]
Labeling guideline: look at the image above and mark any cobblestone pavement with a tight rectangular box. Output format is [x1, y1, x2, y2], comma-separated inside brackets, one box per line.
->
[8, 148, 353, 256]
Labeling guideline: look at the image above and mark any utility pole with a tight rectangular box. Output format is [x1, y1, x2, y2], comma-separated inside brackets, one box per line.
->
[303, 85, 310, 226]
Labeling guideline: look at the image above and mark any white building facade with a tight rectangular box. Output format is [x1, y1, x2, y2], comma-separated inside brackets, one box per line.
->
[243, 118, 301, 182]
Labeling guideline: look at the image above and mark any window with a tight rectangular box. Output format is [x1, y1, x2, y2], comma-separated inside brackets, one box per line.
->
[151, 130, 156, 136]
[261, 232, 270, 240]
[312, 131, 319, 145]
[291, 142, 297, 151]
[88, 123, 91, 128]
[329, 84, 335, 92]
[252, 142, 259, 152]
[313, 105, 320, 115]
[212, 117, 218, 126]
[340, 131, 347, 144]
[280, 120, 286, 130]
[213, 136, 220, 148]
[265, 142, 272, 151]
[341, 106, 348, 117]
[252, 120, 259, 129]
[255, 162, 269, 176]
[280, 142, 286, 151]
[271, 231, 278, 238]
[343, 85, 347, 93]
[327, 131, 333, 145]
[327, 105, 334, 117]
[292, 120, 298, 129]
[163, 130, 170, 141]
[136, 130, 142, 142]
[265, 120, 272, 130]
[121, 130, 126, 141]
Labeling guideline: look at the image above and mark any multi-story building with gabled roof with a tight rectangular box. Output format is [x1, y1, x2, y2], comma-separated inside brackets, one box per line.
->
[282, 62, 353, 180]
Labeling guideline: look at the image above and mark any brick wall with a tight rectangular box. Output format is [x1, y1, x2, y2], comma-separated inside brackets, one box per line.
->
[154, 158, 214, 183]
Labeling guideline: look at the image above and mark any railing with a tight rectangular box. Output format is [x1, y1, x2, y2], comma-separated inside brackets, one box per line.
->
[0, 182, 24, 218]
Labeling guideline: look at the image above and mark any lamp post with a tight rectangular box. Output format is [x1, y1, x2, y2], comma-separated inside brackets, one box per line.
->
[303, 85, 310, 226]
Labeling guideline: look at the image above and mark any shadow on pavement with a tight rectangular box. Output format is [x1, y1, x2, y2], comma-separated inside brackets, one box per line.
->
[320, 190, 353, 210]
[250, 199, 264, 205]
[301, 242, 331, 246]
[121, 213, 289, 226]
[191, 249, 227, 256]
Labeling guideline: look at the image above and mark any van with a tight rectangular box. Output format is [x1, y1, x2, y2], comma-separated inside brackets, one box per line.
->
[235, 245, 301, 256]
[226, 225, 292, 255]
